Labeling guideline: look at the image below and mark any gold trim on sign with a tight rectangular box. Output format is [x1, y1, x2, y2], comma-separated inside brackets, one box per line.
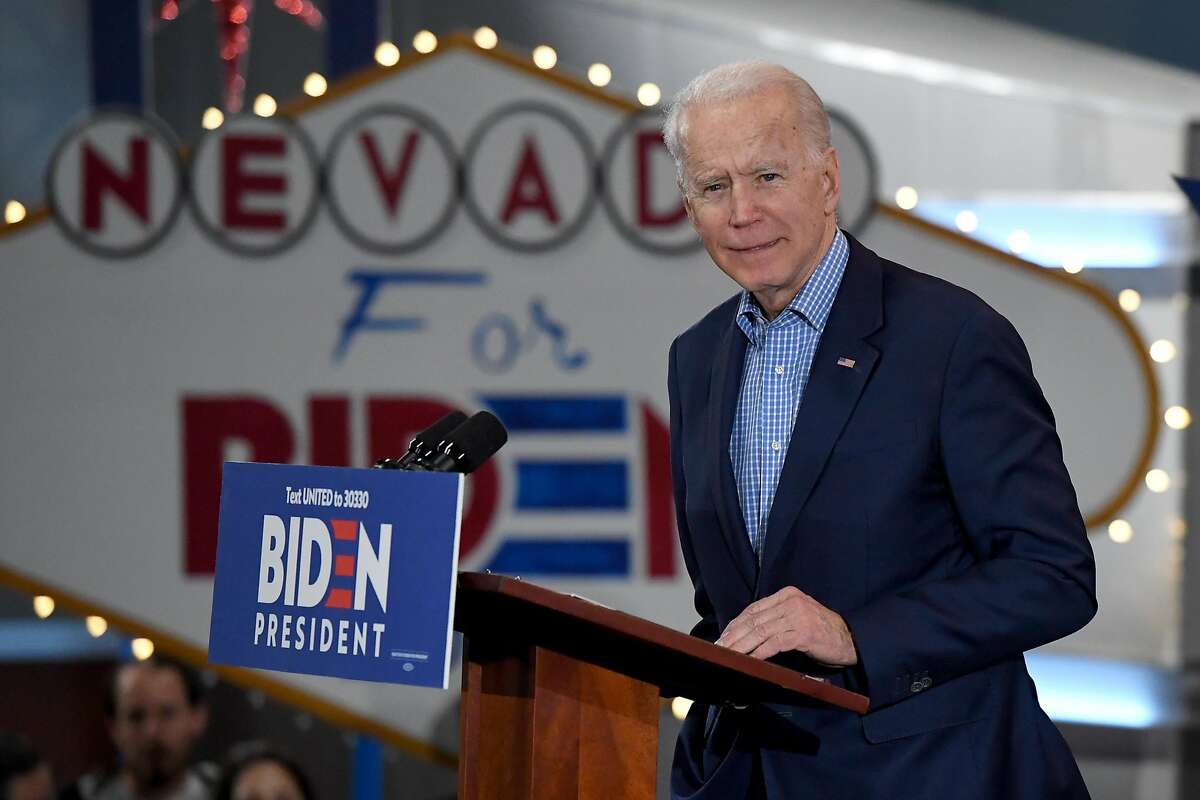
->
[875, 203, 1160, 530]
[0, 562, 457, 769]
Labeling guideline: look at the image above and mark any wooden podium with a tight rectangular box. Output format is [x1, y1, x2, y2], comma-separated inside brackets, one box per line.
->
[455, 571, 869, 799]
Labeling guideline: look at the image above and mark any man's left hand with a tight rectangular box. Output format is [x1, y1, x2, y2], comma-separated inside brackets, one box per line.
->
[716, 586, 858, 666]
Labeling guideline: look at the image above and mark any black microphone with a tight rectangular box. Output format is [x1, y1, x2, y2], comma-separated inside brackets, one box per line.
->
[373, 411, 468, 470]
[418, 411, 508, 474]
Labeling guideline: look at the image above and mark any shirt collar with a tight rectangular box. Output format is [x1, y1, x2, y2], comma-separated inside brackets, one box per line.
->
[735, 228, 849, 342]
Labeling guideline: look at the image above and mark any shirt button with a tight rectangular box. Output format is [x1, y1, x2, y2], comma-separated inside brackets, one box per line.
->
[771, 441, 781, 451]
[774, 365, 784, 375]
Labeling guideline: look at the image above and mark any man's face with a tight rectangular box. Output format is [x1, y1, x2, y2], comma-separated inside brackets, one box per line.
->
[680, 84, 841, 317]
[109, 665, 206, 790]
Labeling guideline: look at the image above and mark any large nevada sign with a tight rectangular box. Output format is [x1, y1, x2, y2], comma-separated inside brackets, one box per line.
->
[0, 35, 1158, 757]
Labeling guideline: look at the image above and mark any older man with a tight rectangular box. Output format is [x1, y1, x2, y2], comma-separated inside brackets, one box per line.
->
[663, 62, 1096, 799]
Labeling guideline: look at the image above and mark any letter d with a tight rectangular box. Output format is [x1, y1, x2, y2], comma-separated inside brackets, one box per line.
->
[296, 518, 332, 607]
[320, 619, 334, 651]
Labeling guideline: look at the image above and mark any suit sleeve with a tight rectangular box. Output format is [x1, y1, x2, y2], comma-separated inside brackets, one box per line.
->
[669, 338, 721, 644]
[841, 305, 1097, 710]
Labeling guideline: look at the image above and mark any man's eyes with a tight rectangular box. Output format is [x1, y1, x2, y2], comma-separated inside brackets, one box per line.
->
[700, 174, 779, 192]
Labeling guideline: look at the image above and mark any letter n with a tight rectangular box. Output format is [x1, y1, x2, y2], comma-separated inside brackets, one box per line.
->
[82, 138, 150, 230]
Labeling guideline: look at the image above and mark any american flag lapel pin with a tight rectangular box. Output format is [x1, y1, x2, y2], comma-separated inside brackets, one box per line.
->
[837, 356, 856, 369]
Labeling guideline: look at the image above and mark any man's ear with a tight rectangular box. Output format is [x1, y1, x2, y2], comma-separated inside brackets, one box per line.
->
[822, 147, 841, 217]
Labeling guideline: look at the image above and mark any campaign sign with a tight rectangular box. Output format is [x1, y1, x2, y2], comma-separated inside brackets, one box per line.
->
[209, 462, 464, 689]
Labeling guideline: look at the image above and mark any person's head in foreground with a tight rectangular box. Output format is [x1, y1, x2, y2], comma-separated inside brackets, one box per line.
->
[0, 733, 53, 800]
[214, 742, 314, 800]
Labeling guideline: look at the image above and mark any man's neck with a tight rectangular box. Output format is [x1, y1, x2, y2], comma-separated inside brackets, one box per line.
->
[121, 770, 188, 800]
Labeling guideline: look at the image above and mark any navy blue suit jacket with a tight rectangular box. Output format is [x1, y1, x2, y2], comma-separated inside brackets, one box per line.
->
[668, 233, 1097, 799]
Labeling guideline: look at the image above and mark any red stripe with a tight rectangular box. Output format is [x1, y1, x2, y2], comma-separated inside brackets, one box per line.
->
[325, 588, 352, 608]
[335, 555, 355, 577]
[332, 519, 358, 541]
[642, 401, 677, 577]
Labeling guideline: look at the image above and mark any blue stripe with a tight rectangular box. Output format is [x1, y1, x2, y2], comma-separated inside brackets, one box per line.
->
[89, 0, 143, 107]
[327, 0, 379, 80]
[516, 461, 628, 509]
[482, 396, 626, 432]
[484, 539, 629, 576]
[352, 736, 382, 800]
[347, 269, 488, 285]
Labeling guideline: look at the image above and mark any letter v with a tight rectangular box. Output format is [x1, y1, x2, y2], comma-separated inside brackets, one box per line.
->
[359, 130, 421, 218]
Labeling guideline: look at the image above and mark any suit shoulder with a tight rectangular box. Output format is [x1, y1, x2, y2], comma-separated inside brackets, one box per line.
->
[877, 256, 1008, 332]
[672, 293, 741, 354]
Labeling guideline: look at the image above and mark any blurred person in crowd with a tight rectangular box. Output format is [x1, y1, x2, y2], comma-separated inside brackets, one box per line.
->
[61, 657, 216, 800]
[0, 733, 54, 800]
[213, 743, 313, 800]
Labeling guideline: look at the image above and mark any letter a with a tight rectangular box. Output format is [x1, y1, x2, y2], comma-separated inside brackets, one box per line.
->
[499, 136, 560, 225]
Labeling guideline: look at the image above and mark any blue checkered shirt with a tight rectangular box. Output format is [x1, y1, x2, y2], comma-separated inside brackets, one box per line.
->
[730, 229, 849, 559]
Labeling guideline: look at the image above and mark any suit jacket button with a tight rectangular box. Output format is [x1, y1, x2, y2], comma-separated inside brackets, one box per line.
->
[910, 681, 923, 693]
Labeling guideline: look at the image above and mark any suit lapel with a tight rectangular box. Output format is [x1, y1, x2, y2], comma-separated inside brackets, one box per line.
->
[758, 235, 884, 572]
[708, 320, 758, 592]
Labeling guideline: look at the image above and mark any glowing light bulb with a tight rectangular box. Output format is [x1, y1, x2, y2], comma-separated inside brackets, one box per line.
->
[253, 94, 277, 117]
[1145, 469, 1170, 493]
[33, 596, 54, 619]
[86, 616, 108, 638]
[201, 107, 224, 130]
[1150, 339, 1176, 364]
[1117, 289, 1141, 312]
[671, 696, 693, 720]
[954, 210, 978, 233]
[894, 186, 918, 210]
[473, 27, 498, 49]
[1107, 519, 1132, 544]
[4, 200, 26, 224]
[303, 72, 327, 97]
[588, 63, 612, 87]
[131, 638, 155, 660]
[412, 30, 437, 54]
[375, 41, 400, 67]
[637, 82, 661, 106]
[532, 45, 557, 70]
[1165, 406, 1191, 430]
[1007, 229, 1030, 255]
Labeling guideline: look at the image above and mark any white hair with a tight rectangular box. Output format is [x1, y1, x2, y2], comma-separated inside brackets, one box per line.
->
[662, 61, 831, 185]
